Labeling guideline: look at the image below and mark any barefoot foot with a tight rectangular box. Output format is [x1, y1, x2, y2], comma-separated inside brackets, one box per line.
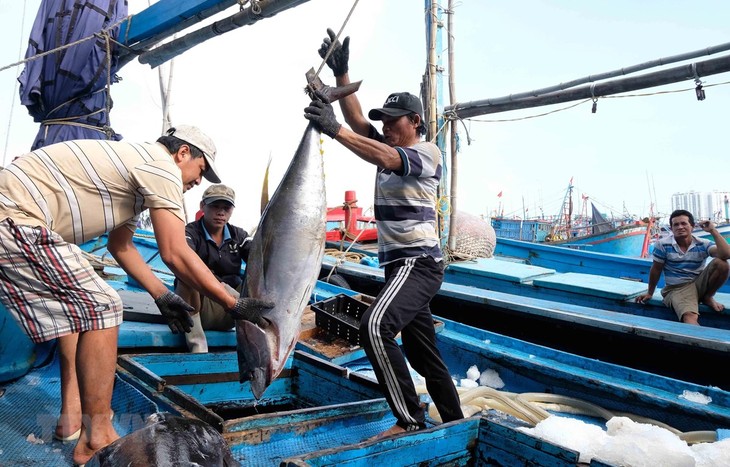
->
[71, 420, 119, 466]
[701, 296, 725, 313]
[365, 424, 410, 442]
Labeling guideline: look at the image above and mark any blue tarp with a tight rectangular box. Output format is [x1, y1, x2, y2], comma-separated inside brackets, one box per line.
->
[18, 0, 127, 150]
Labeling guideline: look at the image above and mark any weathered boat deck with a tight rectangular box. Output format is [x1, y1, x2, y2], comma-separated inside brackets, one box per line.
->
[322, 254, 730, 388]
[4, 293, 730, 466]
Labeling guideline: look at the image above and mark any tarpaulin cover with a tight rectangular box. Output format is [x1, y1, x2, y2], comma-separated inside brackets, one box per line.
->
[18, 0, 127, 150]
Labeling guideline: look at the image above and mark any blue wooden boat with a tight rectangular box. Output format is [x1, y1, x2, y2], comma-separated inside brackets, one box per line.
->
[3, 230, 730, 465]
[443, 257, 730, 330]
[494, 236, 656, 282]
[491, 183, 650, 257]
[324, 237, 730, 331]
[119, 312, 730, 466]
[4, 293, 730, 465]
[327, 238, 730, 331]
[491, 217, 647, 257]
[490, 217, 554, 242]
[495, 235, 730, 295]
[329, 234, 666, 289]
[555, 223, 648, 256]
[320, 254, 730, 389]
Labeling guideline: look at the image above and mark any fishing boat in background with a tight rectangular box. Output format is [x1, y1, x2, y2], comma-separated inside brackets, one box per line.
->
[692, 222, 730, 243]
[491, 181, 651, 257]
[325, 190, 378, 243]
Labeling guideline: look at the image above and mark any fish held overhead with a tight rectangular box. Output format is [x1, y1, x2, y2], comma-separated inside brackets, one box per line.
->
[235, 121, 327, 399]
[235, 76, 361, 399]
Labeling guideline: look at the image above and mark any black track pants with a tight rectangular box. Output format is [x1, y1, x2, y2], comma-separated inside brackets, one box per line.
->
[359, 256, 463, 430]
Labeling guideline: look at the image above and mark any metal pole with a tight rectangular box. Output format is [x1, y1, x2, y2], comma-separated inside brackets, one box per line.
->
[447, 54, 730, 118]
[138, 0, 313, 68]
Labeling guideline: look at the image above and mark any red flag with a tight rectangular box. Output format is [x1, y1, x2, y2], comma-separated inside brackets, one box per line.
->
[497, 191, 503, 198]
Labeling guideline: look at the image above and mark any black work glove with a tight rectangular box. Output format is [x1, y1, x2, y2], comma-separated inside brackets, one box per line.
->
[227, 297, 275, 327]
[304, 98, 342, 139]
[318, 28, 350, 77]
[154, 291, 195, 334]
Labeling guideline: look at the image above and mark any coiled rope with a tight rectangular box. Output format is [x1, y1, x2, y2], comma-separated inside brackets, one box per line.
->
[417, 385, 717, 444]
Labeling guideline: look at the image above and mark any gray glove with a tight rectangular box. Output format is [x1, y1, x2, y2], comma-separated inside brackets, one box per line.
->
[154, 291, 194, 334]
[227, 297, 275, 327]
[318, 28, 349, 77]
[304, 98, 342, 139]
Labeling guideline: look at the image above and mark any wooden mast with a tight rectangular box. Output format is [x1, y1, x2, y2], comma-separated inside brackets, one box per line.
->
[424, 1, 450, 253]
[424, 1, 450, 252]
[446, 0, 458, 253]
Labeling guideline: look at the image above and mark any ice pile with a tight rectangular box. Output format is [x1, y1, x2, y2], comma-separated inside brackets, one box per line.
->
[458, 364, 505, 389]
[519, 415, 730, 466]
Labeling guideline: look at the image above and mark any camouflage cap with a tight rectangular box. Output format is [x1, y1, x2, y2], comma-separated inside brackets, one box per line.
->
[202, 184, 235, 207]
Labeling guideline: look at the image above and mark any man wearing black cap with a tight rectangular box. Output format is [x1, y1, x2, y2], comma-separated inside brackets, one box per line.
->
[175, 184, 252, 352]
[304, 29, 463, 440]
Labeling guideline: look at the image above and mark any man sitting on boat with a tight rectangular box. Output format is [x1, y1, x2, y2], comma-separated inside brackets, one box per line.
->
[635, 209, 730, 325]
[0, 126, 272, 465]
[304, 28, 464, 439]
[174, 184, 250, 352]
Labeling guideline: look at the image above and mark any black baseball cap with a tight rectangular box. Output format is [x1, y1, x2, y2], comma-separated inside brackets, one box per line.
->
[368, 92, 424, 120]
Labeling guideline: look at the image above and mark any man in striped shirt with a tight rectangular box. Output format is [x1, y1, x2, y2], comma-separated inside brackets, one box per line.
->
[304, 29, 463, 439]
[0, 125, 271, 465]
[635, 209, 730, 325]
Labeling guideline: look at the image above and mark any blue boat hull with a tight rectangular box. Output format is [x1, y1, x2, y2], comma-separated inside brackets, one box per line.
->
[0, 303, 37, 382]
[558, 225, 647, 256]
[3, 231, 728, 465]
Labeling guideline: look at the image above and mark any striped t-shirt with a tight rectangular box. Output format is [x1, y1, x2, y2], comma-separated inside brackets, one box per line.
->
[369, 128, 442, 265]
[0, 139, 186, 244]
[652, 234, 713, 286]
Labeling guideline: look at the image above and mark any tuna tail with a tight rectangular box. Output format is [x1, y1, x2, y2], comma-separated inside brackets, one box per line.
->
[235, 321, 272, 399]
[305, 67, 362, 103]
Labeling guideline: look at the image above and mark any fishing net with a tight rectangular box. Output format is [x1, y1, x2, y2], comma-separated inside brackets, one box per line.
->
[446, 210, 497, 261]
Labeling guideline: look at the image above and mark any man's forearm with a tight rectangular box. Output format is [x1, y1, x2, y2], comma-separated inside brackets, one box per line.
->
[336, 127, 401, 170]
[711, 229, 730, 259]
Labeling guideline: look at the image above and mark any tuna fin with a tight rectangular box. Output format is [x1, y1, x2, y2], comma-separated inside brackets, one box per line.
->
[260, 152, 272, 215]
[305, 67, 362, 103]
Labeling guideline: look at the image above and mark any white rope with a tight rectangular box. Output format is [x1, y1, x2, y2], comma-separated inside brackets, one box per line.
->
[311, 0, 361, 85]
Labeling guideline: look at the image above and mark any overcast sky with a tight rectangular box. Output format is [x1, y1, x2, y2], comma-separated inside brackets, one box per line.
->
[1, 0, 730, 231]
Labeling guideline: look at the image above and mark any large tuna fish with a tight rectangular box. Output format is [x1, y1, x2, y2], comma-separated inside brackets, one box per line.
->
[236, 121, 327, 399]
[86, 413, 239, 466]
[236, 76, 361, 399]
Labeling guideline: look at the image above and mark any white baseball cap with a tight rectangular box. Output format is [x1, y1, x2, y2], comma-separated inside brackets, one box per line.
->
[166, 125, 221, 183]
